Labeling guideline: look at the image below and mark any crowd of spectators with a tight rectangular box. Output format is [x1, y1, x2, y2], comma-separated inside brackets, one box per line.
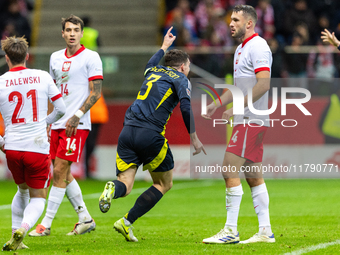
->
[0, 0, 32, 46]
[0, 0, 339, 95]
[164, 0, 340, 95]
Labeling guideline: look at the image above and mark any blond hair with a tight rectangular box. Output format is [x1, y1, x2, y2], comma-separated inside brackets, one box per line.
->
[1, 36, 28, 65]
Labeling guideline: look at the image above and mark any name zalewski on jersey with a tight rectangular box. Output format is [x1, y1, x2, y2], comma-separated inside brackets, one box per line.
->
[5, 76, 41, 86]
[0, 67, 61, 154]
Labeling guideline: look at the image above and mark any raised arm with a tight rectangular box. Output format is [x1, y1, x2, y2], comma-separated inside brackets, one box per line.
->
[161, 26, 176, 52]
[144, 27, 177, 73]
[321, 29, 340, 49]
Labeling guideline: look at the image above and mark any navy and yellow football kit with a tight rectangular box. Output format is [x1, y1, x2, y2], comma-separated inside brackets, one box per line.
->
[116, 49, 194, 174]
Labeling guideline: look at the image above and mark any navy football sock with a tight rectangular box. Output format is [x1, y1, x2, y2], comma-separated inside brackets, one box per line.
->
[112, 180, 127, 199]
[126, 186, 163, 224]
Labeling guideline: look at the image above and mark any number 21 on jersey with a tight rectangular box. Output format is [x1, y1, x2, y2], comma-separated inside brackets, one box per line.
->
[9, 90, 38, 124]
[137, 74, 161, 100]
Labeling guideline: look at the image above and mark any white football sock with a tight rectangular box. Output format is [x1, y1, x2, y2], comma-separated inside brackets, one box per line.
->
[66, 180, 91, 223]
[41, 186, 66, 228]
[21, 198, 46, 231]
[11, 187, 30, 233]
[225, 184, 243, 234]
[251, 183, 273, 236]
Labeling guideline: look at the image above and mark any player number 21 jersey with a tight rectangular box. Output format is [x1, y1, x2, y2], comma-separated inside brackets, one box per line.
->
[0, 67, 61, 154]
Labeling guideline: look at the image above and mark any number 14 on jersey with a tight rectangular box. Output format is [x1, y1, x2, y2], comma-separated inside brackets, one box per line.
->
[61, 84, 69, 96]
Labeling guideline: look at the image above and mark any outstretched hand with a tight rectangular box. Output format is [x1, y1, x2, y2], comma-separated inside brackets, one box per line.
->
[321, 29, 340, 47]
[161, 26, 176, 52]
[190, 132, 207, 156]
[192, 138, 206, 156]
[201, 103, 217, 120]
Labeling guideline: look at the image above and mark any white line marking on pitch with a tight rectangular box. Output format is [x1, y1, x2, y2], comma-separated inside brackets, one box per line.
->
[283, 239, 340, 255]
[0, 181, 216, 211]
[0, 204, 11, 210]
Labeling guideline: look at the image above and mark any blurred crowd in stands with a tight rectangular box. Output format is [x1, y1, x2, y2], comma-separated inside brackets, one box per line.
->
[163, 0, 340, 95]
[0, 0, 339, 96]
[0, 0, 32, 46]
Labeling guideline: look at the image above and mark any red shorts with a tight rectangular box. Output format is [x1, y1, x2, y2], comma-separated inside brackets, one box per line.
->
[6, 150, 51, 189]
[226, 124, 267, 163]
[50, 129, 89, 162]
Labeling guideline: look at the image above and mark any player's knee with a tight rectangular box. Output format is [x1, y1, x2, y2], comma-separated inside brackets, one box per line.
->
[53, 167, 64, 178]
[168, 180, 173, 190]
[163, 180, 173, 193]
[52, 166, 69, 185]
[246, 177, 264, 187]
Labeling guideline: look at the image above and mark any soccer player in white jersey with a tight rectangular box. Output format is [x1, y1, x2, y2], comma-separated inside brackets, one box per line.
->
[202, 5, 275, 244]
[1, 36, 66, 251]
[29, 15, 103, 237]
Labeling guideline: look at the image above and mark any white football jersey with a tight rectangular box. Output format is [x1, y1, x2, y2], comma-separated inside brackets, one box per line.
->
[49, 45, 103, 130]
[0, 67, 62, 154]
[233, 33, 272, 127]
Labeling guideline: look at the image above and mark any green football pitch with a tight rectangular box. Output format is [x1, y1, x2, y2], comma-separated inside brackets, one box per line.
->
[1, 179, 340, 255]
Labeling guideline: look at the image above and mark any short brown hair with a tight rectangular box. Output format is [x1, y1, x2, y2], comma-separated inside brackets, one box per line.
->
[164, 49, 189, 67]
[1, 36, 28, 65]
[233, 5, 258, 24]
[61, 14, 84, 31]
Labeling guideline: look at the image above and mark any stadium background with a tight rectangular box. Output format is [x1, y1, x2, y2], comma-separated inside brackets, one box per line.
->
[1, 1, 340, 254]
[0, 0, 340, 180]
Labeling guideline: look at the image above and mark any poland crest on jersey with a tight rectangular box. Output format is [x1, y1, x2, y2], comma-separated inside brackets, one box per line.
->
[62, 61, 71, 72]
